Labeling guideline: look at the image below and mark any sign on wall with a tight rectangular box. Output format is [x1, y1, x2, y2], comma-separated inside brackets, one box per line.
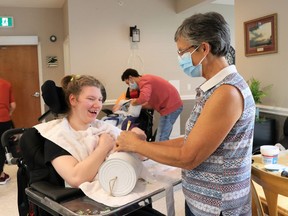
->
[47, 56, 58, 67]
[0, 16, 14, 28]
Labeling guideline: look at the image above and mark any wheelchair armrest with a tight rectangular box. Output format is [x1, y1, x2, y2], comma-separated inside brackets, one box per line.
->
[101, 109, 113, 115]
[30, 181, 84, 202]
[1, 128, 26, 165]
[1, 128, 26, 148]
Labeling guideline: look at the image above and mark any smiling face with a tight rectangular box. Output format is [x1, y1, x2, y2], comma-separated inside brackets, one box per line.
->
[69, 86, 103, 130]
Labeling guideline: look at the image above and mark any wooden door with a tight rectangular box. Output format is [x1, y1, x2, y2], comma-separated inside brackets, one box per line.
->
[0, 45, 41, 128]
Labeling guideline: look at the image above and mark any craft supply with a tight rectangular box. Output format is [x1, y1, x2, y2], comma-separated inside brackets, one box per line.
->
[281, 170, 288, 178]
[260, 145, 279, 165]
[264, 164, 285, 171]
[126, 120, 131, 131]
[98, 152, 143, 197]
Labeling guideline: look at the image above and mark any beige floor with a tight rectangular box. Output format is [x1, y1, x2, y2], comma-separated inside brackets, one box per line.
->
[0, 164, 185, 216]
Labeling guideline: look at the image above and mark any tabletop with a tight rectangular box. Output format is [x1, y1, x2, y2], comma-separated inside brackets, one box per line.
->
[26, 160, 182, 216]
[252, 150, 288, 216]
[253, 149, 288, 167]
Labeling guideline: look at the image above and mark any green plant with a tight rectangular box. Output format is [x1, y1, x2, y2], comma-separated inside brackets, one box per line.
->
[248, 77, 271, 104]
[247, 77, 272, 121]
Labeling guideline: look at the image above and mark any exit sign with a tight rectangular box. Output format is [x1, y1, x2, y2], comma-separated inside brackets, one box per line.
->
[0, 16, 14, 28]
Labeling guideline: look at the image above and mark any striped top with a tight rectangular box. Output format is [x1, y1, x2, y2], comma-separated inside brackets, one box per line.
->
[183, 65, 255, 216]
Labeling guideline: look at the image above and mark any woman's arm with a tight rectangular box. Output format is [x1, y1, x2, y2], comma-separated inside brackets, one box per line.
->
[51, 133, 115, 187]
[112, 92, 127, 112]
[9, 101, 16, 116]
[116, 84, 243, 169]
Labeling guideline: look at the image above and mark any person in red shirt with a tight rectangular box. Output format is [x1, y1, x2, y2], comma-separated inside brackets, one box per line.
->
[121, 68, 183, 141]
[0, 78, 16, 185]
[112, 87, 139, 113]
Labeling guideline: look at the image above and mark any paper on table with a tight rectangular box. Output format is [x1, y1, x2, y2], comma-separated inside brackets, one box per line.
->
[79, 159, 181, 208]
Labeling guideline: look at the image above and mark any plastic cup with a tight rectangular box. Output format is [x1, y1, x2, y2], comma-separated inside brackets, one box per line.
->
[260, 145, 279, 165]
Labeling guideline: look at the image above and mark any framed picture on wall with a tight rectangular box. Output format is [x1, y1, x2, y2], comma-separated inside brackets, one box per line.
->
[46, 56, 58, 67]
[244, 13, 277, 56]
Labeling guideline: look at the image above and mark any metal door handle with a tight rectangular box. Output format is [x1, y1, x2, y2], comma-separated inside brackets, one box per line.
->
[33, 92, 40, 97]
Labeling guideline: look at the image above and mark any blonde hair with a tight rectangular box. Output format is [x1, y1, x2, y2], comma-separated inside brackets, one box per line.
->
[61, 75, 106, 110]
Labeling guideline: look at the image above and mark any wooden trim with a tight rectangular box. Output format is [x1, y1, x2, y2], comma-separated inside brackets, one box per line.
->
[105, 96, 288, 117]
[104, 94, 196, 106]
[0, 36, 38, 45]
[260, 198, 288, 216]
[257, 104, 288, 116]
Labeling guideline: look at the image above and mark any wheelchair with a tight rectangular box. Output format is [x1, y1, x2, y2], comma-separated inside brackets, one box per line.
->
[1, 80, 177, 216]
[101, 87, 157, 142]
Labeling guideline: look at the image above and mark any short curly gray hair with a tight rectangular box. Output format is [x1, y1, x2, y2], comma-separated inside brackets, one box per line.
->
[174, 12, 230, 57]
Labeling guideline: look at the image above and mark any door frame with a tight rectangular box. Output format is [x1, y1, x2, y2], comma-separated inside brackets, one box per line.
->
[0, 36, 45, 115]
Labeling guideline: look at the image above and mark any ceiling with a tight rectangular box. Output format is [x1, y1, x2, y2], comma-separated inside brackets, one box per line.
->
[0, 0, 234, 8]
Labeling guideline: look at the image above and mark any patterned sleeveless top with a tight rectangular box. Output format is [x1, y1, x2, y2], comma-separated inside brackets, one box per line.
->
[183, 65, 255, 216]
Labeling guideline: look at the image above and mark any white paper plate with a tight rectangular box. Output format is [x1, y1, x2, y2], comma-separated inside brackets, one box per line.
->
[264, 164, 286, 171]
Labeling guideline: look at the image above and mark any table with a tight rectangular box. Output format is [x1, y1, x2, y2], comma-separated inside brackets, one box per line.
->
[252, 150, 288, 216]
[25, 161, 182, 216]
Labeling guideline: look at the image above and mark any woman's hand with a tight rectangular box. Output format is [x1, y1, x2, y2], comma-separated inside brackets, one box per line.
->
[130, 99, 138, 106]
[116, 130, 146, 153]
[131, 127, 146, 140]
[98, 133, 115, 152]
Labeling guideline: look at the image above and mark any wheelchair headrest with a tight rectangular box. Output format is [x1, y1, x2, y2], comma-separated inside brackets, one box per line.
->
[41, 80, 68, 114]
[41, 79, 107, 115]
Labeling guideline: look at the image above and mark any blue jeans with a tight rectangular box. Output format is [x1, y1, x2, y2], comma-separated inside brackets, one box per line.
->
[155, 105, 183, 141]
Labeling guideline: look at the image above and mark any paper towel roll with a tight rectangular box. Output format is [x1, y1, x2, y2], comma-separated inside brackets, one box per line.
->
[99, 152, 143, 197]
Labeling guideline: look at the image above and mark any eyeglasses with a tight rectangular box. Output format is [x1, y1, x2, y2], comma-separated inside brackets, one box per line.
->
[177, 45, 197, 56]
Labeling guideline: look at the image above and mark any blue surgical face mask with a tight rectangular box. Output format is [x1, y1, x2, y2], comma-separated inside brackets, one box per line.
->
[129, 82, 138, 90]
[177, 46, 206, 78]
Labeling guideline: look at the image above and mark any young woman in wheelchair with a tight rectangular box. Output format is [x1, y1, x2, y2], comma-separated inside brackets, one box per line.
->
[34, 75, 145, 188]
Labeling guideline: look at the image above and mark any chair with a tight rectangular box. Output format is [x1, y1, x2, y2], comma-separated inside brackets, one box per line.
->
[278, 116, 288, 149]
[4, 127, 165, 216]
[102, 86, 157, 142]
[2, 79, 84, 215]
[251, 165, 288, 216]
[253, 118, 276, 155]
[251, 179, 264, 216]
[2, 80, 170, 216]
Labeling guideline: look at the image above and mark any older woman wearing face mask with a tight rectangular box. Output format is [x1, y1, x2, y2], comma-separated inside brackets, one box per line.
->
[116, 12, 255, 216]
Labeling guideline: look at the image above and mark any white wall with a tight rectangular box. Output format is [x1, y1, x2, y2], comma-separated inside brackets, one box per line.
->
[0, 7, 65, 84]
[235, 0, 288, 109]
[66, 0, 234, 100]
